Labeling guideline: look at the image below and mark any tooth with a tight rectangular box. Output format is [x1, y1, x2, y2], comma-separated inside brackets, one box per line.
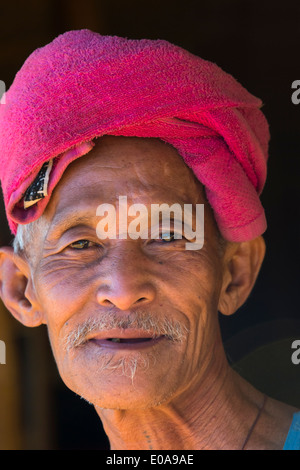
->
[110, 338, 121, 343]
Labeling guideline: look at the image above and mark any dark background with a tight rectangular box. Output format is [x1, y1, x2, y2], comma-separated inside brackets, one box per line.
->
[0, 0, 299, 449]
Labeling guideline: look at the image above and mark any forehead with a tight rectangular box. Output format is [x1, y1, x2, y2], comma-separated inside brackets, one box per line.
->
[45, 136, 206, 221]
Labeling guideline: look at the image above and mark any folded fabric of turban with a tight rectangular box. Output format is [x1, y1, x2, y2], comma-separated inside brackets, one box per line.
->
[0, 29, 270, 241]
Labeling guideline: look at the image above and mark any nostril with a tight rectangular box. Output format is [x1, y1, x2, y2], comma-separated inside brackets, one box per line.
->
[96, 285, 156, 310]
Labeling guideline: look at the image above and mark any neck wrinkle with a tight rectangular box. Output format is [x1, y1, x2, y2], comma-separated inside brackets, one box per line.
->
[96, 341, 246, 450]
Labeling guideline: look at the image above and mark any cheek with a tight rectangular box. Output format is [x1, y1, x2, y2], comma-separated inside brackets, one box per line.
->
[159, 251, 223, 354]
[34, 262, 97, 344]
[160, 250, 223, 311]
[36, 258, 96, 303]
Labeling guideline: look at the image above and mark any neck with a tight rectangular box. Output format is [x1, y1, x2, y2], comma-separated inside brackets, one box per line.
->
[95, 351, 263, 450]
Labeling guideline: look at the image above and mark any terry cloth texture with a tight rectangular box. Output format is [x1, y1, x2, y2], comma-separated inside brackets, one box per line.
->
[0, 29, 270, 240]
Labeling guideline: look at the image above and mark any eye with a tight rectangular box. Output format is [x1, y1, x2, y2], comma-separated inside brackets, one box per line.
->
[69, 239, 94, 250]
[159, 232, 174, 242]
[157, 232, 177, 243]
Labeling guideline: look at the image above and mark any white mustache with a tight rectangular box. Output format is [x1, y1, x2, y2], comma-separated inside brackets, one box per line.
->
[63, 310, 189, 351]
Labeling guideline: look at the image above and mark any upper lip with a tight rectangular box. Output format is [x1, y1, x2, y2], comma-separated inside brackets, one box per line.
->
[87, 329, 163, 341]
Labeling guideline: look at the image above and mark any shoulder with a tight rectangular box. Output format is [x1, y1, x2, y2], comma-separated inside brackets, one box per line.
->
[252, 397, 299, 450]
[282, 410, 300, 450]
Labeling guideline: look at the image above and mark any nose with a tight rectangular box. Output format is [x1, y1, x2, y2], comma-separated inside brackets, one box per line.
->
[96, 243, 156, 311]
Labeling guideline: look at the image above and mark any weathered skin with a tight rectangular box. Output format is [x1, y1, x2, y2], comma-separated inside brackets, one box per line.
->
[0, 136, 296, 449]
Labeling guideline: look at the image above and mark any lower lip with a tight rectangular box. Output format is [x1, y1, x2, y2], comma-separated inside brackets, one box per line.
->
[89, 335, 166, 350]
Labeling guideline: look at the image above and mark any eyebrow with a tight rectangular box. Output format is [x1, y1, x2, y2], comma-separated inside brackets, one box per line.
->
[46, 200, 200, 240]
[47, 212, 96, 239]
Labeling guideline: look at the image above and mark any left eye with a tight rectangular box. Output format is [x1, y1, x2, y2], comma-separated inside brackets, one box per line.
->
[69, 239, 93, 250]
[158, 232, 176, 242]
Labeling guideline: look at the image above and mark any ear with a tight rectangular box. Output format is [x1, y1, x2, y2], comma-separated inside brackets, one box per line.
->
[0, 246, 44, 327]
[218, 236, 266, 316]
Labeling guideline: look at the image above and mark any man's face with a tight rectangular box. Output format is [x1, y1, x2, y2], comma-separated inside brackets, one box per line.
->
[29, 136, 226, 410]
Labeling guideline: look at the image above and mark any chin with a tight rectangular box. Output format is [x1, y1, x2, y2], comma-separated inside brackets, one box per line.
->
[91, 390, 173, 411]
[60, 350, 181, 410]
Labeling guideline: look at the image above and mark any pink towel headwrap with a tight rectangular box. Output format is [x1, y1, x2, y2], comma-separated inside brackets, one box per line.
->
[0, 29, 270, 241]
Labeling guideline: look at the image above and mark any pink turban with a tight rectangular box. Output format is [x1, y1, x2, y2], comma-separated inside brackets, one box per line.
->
[0, 29, 270, 241]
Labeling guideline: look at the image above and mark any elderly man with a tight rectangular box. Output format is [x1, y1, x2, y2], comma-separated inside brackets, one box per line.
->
[0, 30, 299, 450]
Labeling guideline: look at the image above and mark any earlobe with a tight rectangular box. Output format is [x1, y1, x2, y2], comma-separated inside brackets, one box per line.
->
[0, 246, 44, 327]
[218, 236, 266, 316]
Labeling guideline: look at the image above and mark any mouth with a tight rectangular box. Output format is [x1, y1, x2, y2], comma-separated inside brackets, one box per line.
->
[87, 329, 166, 350]
[107, 337, 153, 343]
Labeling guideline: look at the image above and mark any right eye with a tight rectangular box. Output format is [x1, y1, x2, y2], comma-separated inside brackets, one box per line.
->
[69, 239, 93, 250]
[156, 231, 176, 243]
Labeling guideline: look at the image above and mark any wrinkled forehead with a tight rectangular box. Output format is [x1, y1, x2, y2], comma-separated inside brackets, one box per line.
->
[45, 136, 206, 220]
